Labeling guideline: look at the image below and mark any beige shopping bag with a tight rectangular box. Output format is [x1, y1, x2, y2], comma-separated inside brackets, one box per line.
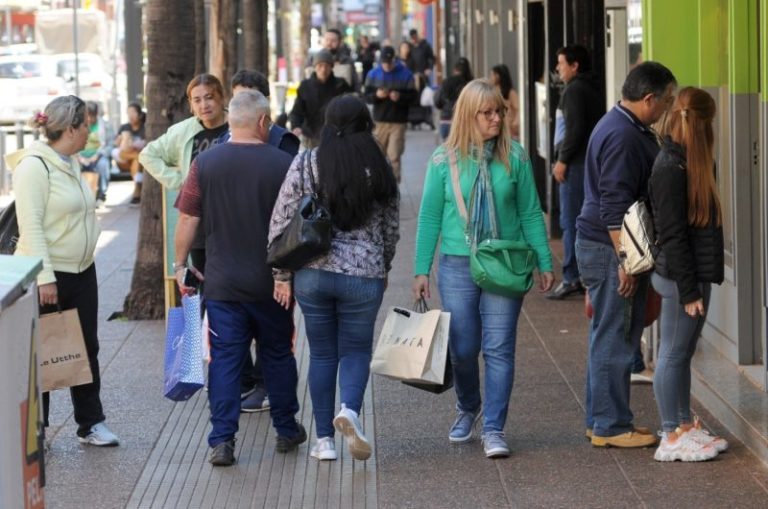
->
[371, 301, 450, 385]
[39, 309, 93, 392]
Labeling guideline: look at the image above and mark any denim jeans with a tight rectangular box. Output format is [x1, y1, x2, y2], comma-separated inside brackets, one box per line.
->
[437, 255, 523, 433]
[82, 155, 110, 197]
[576, 236, 648, 436]
[294, 269, 385, 438]
[439, 122, 451, 141]
[558, 162, 585, 284]
[651, 273, 711, 432]
[205, 299, 299, 446]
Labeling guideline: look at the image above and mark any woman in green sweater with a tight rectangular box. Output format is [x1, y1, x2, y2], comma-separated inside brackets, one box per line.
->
[412, 80, 554, 459]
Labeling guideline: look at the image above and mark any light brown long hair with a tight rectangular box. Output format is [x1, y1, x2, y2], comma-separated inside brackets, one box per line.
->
[445, 79, 511, 172]
[661, 87, 721, 227]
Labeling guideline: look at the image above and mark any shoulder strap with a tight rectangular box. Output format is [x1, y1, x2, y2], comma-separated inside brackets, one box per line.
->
[448, 149, 468, 222]
[305, 149, 318, 196]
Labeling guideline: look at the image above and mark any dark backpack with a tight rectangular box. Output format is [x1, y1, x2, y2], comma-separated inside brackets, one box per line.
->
[0, 156, 50, 255]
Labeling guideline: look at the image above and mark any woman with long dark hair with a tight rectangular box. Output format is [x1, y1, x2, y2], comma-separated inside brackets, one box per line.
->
[649, 87, 727, 462]
[269, 95, 400, 462]
[490, 64, 520, 140]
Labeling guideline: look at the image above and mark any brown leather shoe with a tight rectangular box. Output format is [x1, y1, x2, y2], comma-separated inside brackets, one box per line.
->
[591, 430, 658, 448]
[585, 426, 652, 440]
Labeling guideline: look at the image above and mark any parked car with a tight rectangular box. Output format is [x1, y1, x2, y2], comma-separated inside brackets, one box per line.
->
[0, 55, 68, 125]
[53, 53, 113, 108]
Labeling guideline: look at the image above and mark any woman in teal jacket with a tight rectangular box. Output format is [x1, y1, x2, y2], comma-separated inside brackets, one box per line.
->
[413, 80, 554, 459]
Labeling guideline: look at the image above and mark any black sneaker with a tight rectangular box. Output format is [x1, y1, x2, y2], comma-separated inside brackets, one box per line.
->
[545, 280, 585, 300]
[209, 439, 236, 466]
[129, 196, 140, 205]
[241, 387, 270, 413]
[275, 422, 307, 453]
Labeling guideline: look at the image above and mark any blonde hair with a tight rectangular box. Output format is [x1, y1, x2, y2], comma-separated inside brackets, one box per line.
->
[30, 95, 86, 142]
[444, 79, 511, 172]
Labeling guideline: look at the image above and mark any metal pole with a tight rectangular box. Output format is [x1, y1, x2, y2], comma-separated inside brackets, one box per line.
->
[73, 1, 81, 97]
[0, 130, 7, 195]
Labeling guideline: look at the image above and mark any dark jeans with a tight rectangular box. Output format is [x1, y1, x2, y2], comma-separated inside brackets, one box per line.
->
[576, 236, 649, 437]
[205, 299, 300, 447]
[651, 273, 711, 432]
[294, 269, 385, 438]
[558, 161, 584, 285]
[40, 264, 105, 437]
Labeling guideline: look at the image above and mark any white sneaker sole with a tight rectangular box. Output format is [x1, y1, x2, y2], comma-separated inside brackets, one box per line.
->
[653, 447, 718, 462]
[78, 436, 119, 447]
[484, 447, 511, 458]
[310, 449, 338, 461]
[333, 415, 371, 460]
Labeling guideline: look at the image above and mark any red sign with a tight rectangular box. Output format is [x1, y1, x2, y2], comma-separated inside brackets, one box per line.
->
[417, 0, 435, 4]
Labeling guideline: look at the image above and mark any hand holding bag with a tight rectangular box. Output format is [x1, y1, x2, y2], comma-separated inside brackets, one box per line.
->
[267, 151, 332, 271]
[163, 294, 205, 401]
[448, 149, 536, 297]
[39, 307, 93, 392]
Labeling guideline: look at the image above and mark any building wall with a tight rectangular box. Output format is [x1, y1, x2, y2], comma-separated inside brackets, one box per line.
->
[644, 0, 766, 386]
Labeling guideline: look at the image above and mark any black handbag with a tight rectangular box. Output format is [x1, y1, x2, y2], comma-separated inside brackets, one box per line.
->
[0, 201, 19, 255]
[267, 151, 332, 271]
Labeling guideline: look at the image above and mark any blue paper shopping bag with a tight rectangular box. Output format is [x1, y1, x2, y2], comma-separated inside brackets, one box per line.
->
[163, 294, 205, 401]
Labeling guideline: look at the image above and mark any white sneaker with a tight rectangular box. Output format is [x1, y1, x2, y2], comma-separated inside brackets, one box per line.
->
[630, 369, 654, 384]
[689, 420, 728, 453]
[333, 404, 371, 461]
[78, 422, 120, 447]
[654, 430, 718, 462]
[310, 437, 337, 461]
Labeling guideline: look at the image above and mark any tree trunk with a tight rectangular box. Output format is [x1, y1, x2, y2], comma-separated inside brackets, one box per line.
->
[122, 0, 198, 320]
[194, 0, 207, 75]
[242, 0, 268, 72]
[210, 0, 238, 98]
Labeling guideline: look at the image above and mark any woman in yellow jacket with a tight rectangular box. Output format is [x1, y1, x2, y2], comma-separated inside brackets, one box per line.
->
[139, 73, 228, 271]
[8, 95, 118, 447]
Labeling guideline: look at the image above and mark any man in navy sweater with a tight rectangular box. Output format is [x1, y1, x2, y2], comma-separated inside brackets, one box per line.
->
[576, 62, 676, 448]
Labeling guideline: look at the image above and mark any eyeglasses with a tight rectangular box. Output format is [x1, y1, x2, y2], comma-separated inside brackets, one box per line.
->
[477, 107, 506, 121]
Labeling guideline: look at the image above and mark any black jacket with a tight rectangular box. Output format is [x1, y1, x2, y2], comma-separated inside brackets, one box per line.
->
[289, 73, 352, 140]
[556, 72, 604, 165]
[434, 75, 470, 121]
[649, 138, 724, 304]
[410, 39, 434, 74]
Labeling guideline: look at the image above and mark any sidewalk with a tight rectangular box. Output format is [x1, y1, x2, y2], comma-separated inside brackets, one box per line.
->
[43, 131, 768, 508]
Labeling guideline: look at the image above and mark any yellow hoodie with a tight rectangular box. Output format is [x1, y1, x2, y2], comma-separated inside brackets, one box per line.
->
[6, 140, 100, 285]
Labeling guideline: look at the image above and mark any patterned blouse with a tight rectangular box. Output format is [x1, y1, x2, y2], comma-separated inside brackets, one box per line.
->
[268, 148, 400, 279]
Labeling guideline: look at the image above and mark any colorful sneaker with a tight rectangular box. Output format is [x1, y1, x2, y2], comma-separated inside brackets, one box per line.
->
[448, 409, 482, 443]
[78, 422, 120, 447]
[241, 387, 270, 413]
[481, 431, 511, 458]
[310, 437, 337, 461]
[654, 429, 719, 462]
[333, 404, 371, 460]
[689, 419, 728, 453]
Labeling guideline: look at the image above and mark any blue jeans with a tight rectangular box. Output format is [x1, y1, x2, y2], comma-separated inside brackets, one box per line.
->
[558, 162, 585, 284]
[439, 122, 451, 140]
[651, 273, 711, 432]
[82, 155, 110, 197]
[437, 255, 523, 433]
[575, 236, 648, 436]
[205, 299, 300, 446]
[294, 269, 385, 438]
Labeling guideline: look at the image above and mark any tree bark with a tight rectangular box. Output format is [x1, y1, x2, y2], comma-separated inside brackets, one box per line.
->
[194, 0, 207, 75]
[209, 0, 239, 98]
[122, 0, 198, 320]
[242, 0, 268, 73]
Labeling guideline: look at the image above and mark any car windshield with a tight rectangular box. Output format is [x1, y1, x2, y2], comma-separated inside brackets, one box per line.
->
[0, 61, 42, 79]
[57, 59, 96, 77]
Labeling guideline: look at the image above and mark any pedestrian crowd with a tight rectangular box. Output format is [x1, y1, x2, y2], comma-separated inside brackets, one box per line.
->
[4, 27, 727, 472]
